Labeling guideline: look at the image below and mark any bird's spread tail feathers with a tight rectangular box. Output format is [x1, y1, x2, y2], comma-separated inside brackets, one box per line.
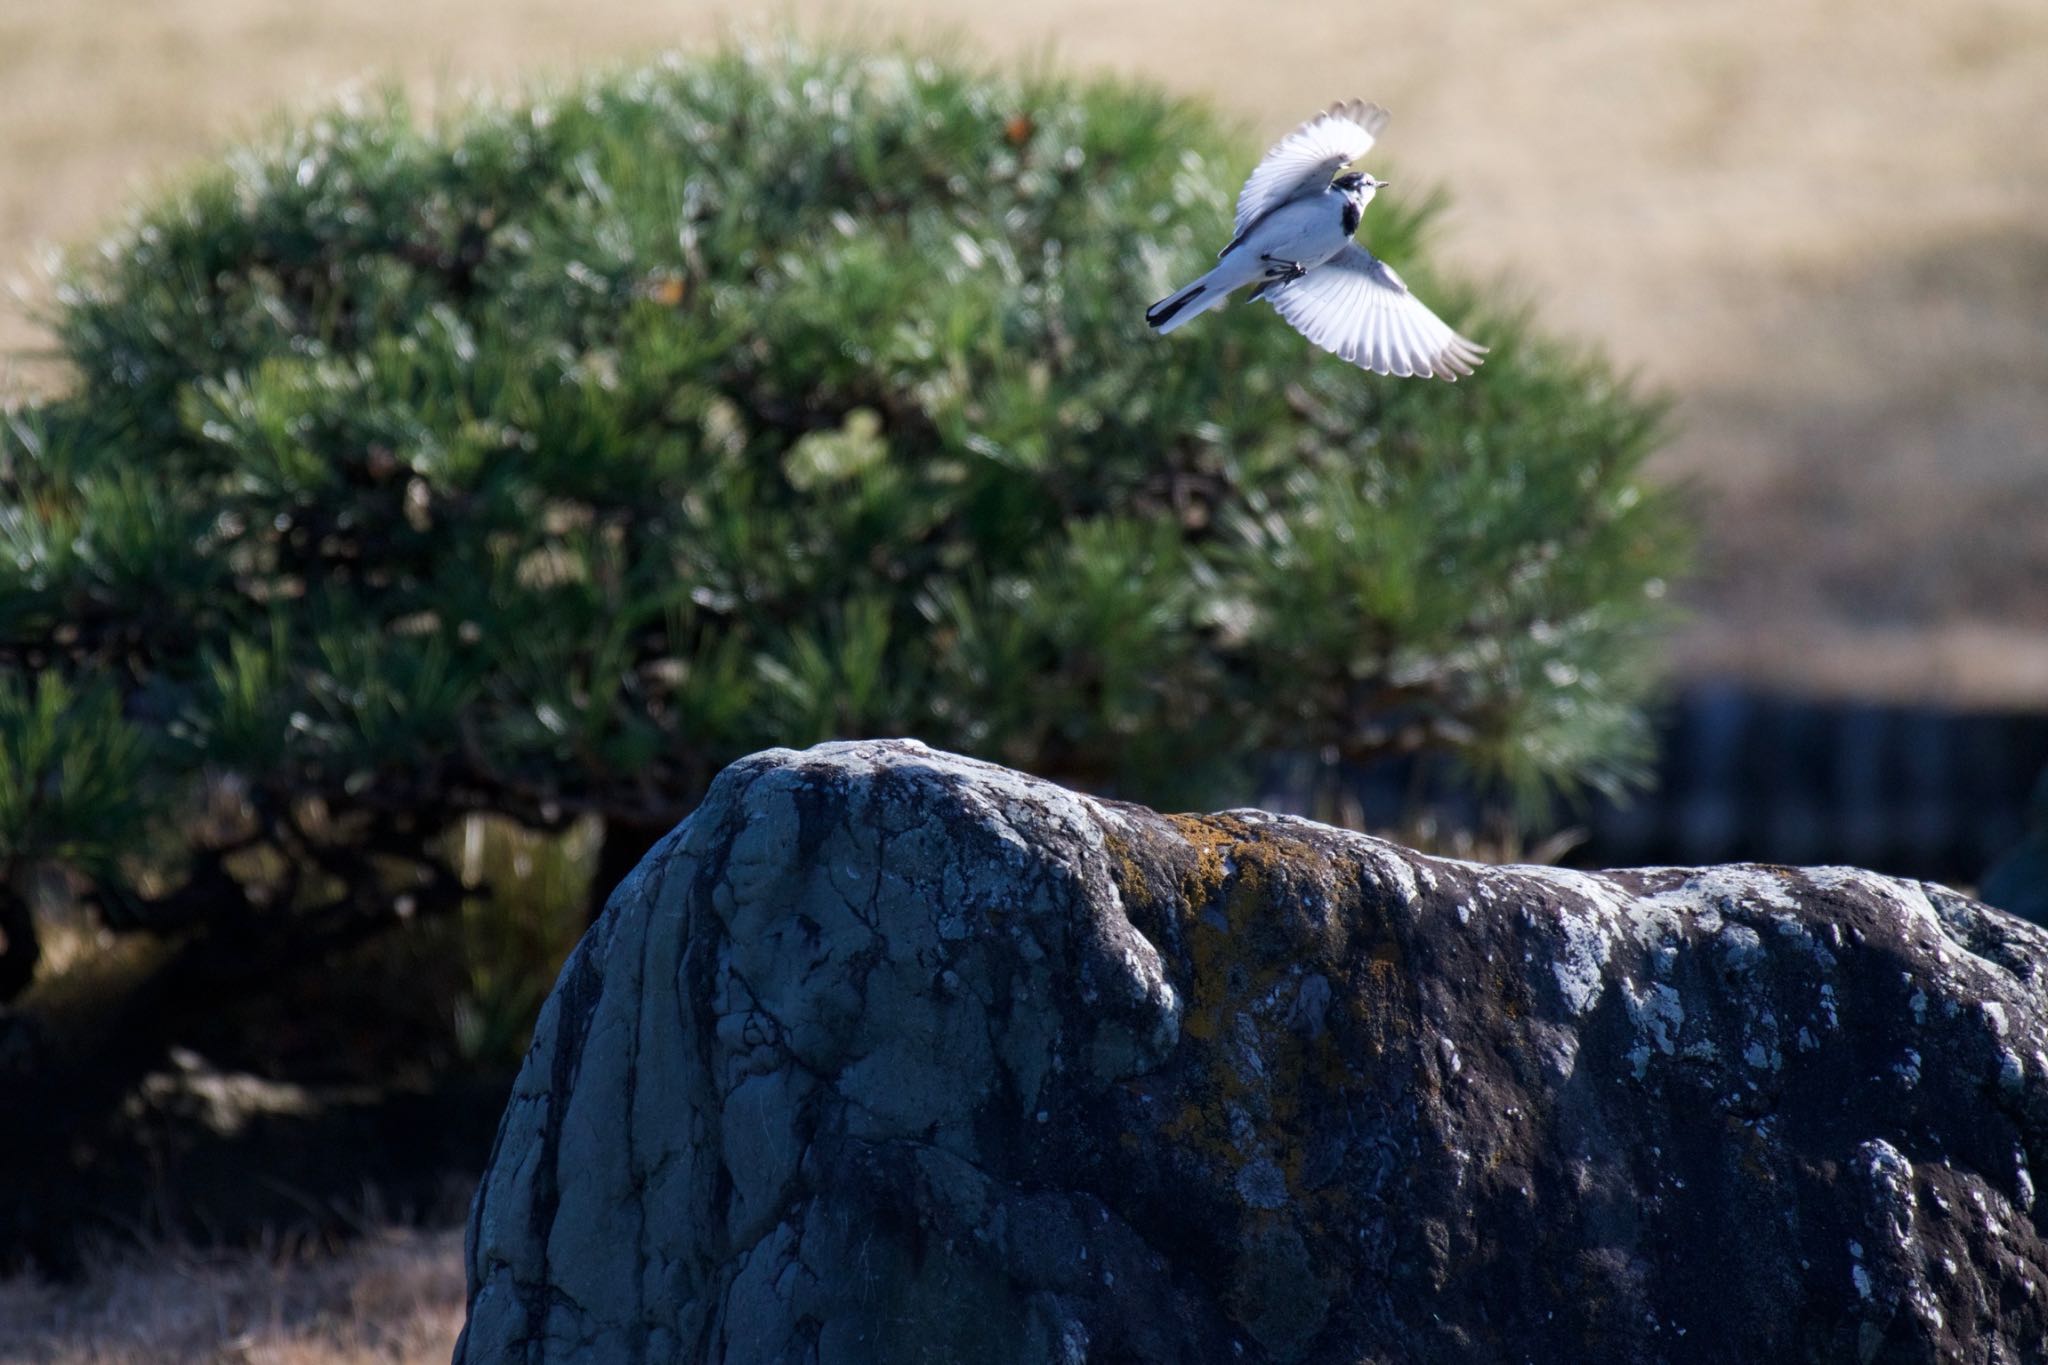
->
[1146, 262, 1248, 335]
[1144, 281, 1211, 332]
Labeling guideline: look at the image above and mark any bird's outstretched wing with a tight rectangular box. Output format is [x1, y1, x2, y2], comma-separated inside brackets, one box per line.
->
[1234, 100, 1390, 237]
[1264, 244, 1487, 381]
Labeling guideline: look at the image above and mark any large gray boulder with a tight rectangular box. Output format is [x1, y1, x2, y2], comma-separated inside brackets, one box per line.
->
[456, 740, 2048, 1364]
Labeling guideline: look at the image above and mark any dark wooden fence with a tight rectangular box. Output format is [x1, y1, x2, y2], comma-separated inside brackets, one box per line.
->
[1258, 684, 2048, 889]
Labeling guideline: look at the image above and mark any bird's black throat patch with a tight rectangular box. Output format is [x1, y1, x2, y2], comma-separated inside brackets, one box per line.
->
[1341, 196, 1361, 238]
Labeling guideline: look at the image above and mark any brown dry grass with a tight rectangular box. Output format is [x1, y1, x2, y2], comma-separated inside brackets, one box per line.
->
[0, 1229, 466, 1365]
[3, 0, 2046, 702]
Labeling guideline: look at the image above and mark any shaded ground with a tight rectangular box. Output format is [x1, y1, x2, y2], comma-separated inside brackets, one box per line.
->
[0, 819, 576, 1275]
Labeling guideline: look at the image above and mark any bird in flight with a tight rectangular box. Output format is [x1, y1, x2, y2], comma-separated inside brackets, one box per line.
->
[1145, 100, 1486, 381]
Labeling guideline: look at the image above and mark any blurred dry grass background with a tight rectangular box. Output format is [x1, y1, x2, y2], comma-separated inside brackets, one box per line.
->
[3, 0, 2047, 704]
[0, 1228, 464, 1363]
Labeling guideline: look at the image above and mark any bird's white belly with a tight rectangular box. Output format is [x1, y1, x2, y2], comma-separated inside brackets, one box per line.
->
[1235, 193, 1351, 272]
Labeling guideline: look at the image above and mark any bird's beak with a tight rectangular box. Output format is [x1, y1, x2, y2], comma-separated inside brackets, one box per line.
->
[1375, 180, 1392, 188]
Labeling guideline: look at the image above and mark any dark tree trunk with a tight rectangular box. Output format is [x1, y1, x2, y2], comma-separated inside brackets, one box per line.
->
[0, 884, 39, 1004]
[587, 816, 675, 924]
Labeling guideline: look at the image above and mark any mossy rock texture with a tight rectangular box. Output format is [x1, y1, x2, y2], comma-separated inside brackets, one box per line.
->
[458, 740, 2048, 1363]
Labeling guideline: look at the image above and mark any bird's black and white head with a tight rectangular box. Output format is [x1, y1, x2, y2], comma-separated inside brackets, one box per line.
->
[1332, 171, 1386, 236]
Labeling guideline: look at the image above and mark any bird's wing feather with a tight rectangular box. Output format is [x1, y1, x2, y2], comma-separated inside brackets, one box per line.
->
[1234, 100, 1390, 236]
[1264, 244, 1488, 381]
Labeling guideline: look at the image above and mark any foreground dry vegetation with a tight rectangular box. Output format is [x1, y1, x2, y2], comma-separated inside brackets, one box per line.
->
[0, 1231, 464, 1364]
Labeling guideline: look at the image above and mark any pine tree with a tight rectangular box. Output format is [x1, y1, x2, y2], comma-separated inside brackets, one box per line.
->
[0, 42, 1686, 999]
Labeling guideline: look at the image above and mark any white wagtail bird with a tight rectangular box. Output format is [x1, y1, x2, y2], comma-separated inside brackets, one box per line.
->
[1145, 100, 1486, 381]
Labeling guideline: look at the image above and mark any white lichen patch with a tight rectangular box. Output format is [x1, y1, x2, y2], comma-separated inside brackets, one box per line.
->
[1770, 915, 1842, 974]
[1553, 913, 1615, 1017]
[1235, 1157, 1289, 1210]
[1640, 985, 1685, 1051]
[1623, 979, 1685, 1076]
[1689, 867, 1802, 913]
[1808, 866, 1954, 950]
[1231, 1013, 1267, 1084]
[1509, 868, 1634, 1018]
[1718, 923, 1766, 975]
[1527, 1021, 1581, 1084]
[1376, 849, 1422, 908]
[1892, 882, 1949, 939]
[1806, 866, 1895, 897]
[1970, 1185, 2008, 1240]
[1227, 1103, 1257, 1152]
[1626, 897, 1689, 953]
